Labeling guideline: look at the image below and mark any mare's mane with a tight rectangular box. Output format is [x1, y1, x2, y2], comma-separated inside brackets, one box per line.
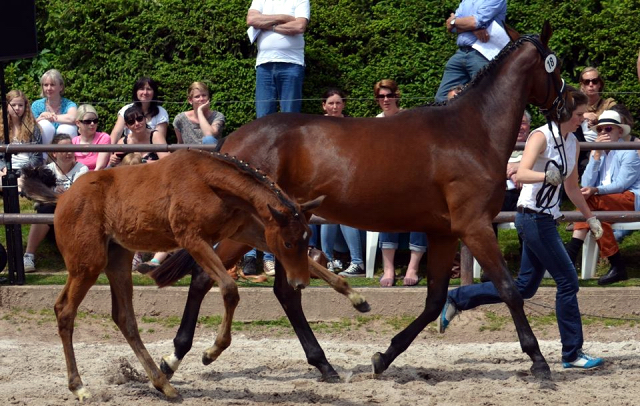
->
[193, 149, 299, 215]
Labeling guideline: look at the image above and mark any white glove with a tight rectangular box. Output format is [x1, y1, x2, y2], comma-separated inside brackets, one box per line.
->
[544, 166, 564, 186]
[587, 216, 603, 240]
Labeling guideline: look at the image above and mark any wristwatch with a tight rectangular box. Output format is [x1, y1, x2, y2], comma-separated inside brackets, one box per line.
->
[450, 18, 456, 27]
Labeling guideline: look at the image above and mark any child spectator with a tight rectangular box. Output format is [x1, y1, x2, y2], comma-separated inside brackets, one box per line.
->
[0, 90, 44, 174]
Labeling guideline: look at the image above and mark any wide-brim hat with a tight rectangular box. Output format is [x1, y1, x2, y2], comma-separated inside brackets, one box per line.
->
[590, 110, 631, 136]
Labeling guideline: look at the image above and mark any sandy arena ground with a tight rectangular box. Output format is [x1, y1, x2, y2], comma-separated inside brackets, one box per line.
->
[0, 306, 639, 406]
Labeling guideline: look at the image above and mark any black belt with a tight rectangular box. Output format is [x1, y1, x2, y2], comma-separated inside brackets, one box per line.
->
[517, 206, 541, 215]
[459, 46, 474, 52]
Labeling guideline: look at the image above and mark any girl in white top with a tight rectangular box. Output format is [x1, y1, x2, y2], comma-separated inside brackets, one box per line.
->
[109, 77, 169, 144]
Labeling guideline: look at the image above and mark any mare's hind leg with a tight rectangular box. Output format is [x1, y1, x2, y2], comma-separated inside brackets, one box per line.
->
[372, 236, 457, 375]
[183, 241, 240, 366]
[465, 227, 550, 379]
[55, 241, 107, 401]
[273, 261, 340, 382]
[308, 260, 370, 313]
[160, 240, 247, 378]
[104, 244, 178, 398]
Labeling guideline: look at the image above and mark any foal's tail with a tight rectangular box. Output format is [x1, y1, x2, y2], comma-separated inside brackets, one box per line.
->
[148, 249, 196, 288]
[19, 166, 60, 205]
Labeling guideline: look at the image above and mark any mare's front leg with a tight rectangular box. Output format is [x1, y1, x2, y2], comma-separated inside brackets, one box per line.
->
[273, 261, 341, 382]
[467, 227, 551, 380]
[372, 236, 457, 375]
[160, 240, 248, 379]
[308, 260, 370, 313]
[104, 244, 178, 398]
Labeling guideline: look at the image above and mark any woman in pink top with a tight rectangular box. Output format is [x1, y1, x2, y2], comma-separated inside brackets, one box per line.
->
[73, 104, 110, 170]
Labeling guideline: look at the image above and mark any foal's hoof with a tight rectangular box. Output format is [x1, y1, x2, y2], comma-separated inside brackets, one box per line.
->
[349, 293, 371, 313]
[371, 352, 387, 375]
[157, 382, 180, 400]
[73, 387, 92, 402]
[202, 351, 219, 366]
[531, 363, 552, 381]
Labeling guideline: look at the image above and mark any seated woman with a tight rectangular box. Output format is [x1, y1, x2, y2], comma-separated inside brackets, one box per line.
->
[174, 81, 225, 144]
[73, 104, 111, 170]
[0, 90, 44, 175]
[109, 105, 169, 167]
[317, 89, 365, 277]
[30, 69, 78, 146]
[23, 134, 89, 272]
[109, 77, 169, 144]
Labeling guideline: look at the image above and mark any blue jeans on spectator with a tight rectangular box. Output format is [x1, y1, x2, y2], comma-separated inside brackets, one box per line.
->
[435, 48, 489, 102]
[379, 232, 428, 252]
[255, 62, 305, 118]
[448, 212, 583, 363]
[321, 224, 364, 265]
[309, 224, 320, 249]
[246, 62, 304, 264]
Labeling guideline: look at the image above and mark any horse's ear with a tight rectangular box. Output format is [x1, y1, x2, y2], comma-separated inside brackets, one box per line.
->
[268, 204, 289, 227]
[299, 195, 325, 213]
[504, 23, 520, 42]
[540, 20, 553, 46]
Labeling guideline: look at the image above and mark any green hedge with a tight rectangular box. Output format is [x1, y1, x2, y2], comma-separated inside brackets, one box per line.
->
[3, 0, 639, 139]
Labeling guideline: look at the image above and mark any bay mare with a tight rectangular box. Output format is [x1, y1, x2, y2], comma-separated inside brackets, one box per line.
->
[150, 23, 565, 383]
[20, 150, 326, 400]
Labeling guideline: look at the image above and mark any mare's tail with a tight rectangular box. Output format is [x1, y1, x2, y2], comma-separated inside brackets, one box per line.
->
[20, 166, 60, 205]
[148, 249, 196, 288]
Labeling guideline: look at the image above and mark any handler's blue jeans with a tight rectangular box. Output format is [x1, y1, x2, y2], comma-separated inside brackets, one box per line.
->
[435, 47, 489, 102]
[379, 232, 428, 252]
[321, 224, 364, 265]
[255, 62, 305, 117]
[448, 212, 583, 363]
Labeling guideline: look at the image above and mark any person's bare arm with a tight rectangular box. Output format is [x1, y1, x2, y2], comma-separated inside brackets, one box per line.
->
[247, 9, 295, 29]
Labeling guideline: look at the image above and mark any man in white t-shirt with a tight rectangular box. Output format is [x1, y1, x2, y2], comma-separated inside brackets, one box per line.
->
[244, 0, 310, 275]
[247, 0, 310, 118]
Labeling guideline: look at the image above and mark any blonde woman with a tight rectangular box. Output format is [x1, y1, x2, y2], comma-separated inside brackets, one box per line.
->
[73, 104, 111, 170]
[174, 82, 225, 144]
[31, 69, 78, 145]
[0, 90, 44, 173]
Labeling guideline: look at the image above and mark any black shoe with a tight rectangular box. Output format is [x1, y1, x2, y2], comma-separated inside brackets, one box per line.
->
[480, 271, 491, 283]
[597, 266, 628, 286]
[242, 257, 258, 276]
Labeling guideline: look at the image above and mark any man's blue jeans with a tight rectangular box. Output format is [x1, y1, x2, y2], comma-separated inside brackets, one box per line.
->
[435, 48, 489, 102]
[321, 224, 364, 265]
[448, 212, 583, 362]
[255, 62, 305, 118]
[379, 232, 428, 252]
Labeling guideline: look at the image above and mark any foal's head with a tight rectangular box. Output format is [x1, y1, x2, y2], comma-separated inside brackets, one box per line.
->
[264, 196, 325, 289]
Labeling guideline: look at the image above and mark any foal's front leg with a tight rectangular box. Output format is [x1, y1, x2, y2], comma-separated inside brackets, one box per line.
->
[273, 261, 341, 382]
[308, 260, 370, 313]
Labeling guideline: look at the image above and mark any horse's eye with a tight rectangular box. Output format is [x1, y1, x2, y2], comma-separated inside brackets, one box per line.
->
[284, 242, 293, 249]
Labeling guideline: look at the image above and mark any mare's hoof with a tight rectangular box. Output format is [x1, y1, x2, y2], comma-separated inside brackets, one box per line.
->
[531, 363, 552, 381]
[160, 359, 175, 380]
[354, 300, 371, 313]
[371, 352, 387, 375]
[322, 372, 342, 383]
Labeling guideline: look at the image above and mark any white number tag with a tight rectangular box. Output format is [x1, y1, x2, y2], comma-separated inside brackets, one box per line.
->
[544, 54, 557, 73]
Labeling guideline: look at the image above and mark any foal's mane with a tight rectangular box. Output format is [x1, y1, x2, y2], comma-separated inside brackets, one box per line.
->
[194, 149, 299, 215]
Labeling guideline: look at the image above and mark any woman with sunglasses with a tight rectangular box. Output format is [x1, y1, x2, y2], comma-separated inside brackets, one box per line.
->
[579, 67, 616, 142]
[373, 79, 428, 286]
[109, 77, 169, 144]
[73, 104, 111, 170]
[109, 105, 169, 167]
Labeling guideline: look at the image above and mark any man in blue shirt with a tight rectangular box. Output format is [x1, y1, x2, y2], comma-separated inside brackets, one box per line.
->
[434, 0, 507, 102]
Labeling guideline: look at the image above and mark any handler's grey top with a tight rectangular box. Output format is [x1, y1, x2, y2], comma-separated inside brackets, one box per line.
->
[173, 111, 225, 144]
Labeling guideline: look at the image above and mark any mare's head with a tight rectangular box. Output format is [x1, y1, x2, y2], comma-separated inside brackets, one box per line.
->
[516, 22, 566, 115]
[265, 196, 325, 289]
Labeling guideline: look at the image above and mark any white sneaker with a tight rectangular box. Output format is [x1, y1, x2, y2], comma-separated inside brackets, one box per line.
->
[264, 259, 276, 276]
[326, 259, 343, 273]
[23, 254, 36, 273]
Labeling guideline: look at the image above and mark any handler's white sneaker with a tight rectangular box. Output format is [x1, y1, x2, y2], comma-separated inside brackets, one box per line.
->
[562, 351, 604, 369]
[23, 254, 36, 273]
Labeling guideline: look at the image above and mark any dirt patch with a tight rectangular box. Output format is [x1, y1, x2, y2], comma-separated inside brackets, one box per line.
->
[0, 308, 639, 405]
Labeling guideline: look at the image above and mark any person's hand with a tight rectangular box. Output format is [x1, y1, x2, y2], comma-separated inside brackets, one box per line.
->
[584, 112, 598, 127]
[506, 163, 519, 179]
[587, 216, 603, 240]
[544, 165, 563, 186]
[196, 101, 210, 117]
[109, 153, 122, 166]
[446, 13, 455, 32]
[473, 28, 489, 42]
[580, 186, 598, 199]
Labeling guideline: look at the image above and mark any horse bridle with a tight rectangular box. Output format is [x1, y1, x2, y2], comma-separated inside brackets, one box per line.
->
[520, 35, 569, 212]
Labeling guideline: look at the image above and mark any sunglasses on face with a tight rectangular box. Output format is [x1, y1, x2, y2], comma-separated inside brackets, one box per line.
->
[581, 78, 600, 86]
[596, 126, 615, 134]
[376, 93, 397, 100]
[79, 119, 99, 125]
[125, 115, 145, 125]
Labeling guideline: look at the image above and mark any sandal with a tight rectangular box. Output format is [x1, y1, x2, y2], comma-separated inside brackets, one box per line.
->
[379, 276, 396, 287]
[403, 275, 422, 287]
